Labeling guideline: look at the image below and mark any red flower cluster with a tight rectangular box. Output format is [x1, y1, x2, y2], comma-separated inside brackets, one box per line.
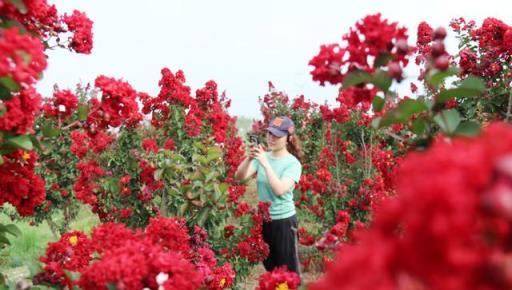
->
[145, 216, 192, 257]
[0, 27, 47, 87]
[73, 160, 105, 207]
[141, 68, 192, 126]
[227, 203, 270, 264]
[70, 130, 114, 158]
[34, 231, 92, 288]
[315, 210, 351, 251]
[0, 87, 42, 134]
[298, 227, 316, 246]
[0, 0, 93, 54]
[417, 21, 434, 45]
[0, 150, 45, 216]
[139, 160, 163, 191]
[310, 123, 512, 290]
[37, 217, 235, 290]
[454, 17, 512, 79]
[415, 22, 452, 73]
[88, 75, 143, 129]
[142, 138, 159, 153]
[309, 13, 410, 86]
[79, 241, 201, 290]
[474, 18, 512, 55]
[63, 10, 94, 54]
[256, 266, 301, 290]
[43, 89, 78, 118]
[0, 0, 59, 37]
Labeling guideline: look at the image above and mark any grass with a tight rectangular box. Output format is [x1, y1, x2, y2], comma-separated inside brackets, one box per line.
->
[0, 205, 99, 280]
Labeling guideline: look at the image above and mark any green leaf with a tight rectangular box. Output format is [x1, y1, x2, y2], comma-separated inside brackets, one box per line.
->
[213, 184, 221, 201]
[178, 203, 189, 216]
[427, 67, 459, 87]
[196, 208, 211, 227]
[0, 77, 21, 92]
[437, 76, 486, 104]
[0, 234, 10, 245]
[77, 104, 89, 121]
[372, 96, 385, 112]
[371, 70, 393, 92]
[0, 156, 3, 166]
[411, 118, 427, 135]
[374, 53, 394, 68]
[342, 69, 371, 89]
[371, 117, 382, 129]
[454, 121, 481, 137]
[6, 0, 27, 14]
[4, 224, 21, 237]
[0, 86, 13, 101]
[207, 147, 221, 162]
[434, 109, 461, 134]
[193, 142, 207, 152]
[198, 156, 208, 166]
[42, 125, 61, 138]
[379, 99, 429, 127]
[6, 135, 33, 150]
[218, 182, 229, 194]
[30, 135, 42, 151]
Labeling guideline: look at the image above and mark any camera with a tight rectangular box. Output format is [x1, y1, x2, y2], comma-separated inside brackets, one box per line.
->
[248, 133, 259, 146]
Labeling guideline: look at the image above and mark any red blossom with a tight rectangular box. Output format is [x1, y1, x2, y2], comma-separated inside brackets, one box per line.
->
[142, 138, 159, 153]
[0, 150, 45, 216]
[0, 87, 41, 134]
[63, 10, 93, 54]
[256, 266, 301, 290]
[43, 89, 78, 117]
[0, 27, 47, 86]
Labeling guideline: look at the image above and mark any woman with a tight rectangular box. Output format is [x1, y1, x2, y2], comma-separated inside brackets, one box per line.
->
[234, 116, 303, 277]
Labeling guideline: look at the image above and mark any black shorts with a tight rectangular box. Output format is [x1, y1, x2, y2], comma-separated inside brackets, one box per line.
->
[262, 214, 301, 277]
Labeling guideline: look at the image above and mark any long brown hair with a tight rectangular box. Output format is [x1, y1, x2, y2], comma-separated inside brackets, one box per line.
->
[287, 134, 304, 163]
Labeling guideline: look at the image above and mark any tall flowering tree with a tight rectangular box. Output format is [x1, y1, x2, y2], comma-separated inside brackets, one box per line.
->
[0, 0, 93, 246]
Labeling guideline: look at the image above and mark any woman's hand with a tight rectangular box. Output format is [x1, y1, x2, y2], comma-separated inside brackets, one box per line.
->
[250, 144, 270, 169]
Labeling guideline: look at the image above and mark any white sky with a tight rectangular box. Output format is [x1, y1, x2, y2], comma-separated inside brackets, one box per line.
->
[38, 0, 511, 119]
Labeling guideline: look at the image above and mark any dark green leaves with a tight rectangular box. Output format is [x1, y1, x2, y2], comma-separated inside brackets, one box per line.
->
[342, 70, 371, 88]
[372, 70, 392, 92]
[454, 121, 481, 137]
[433, 109, 461, 134]
[0, 77, 21, 101]
[426, 67, 459, 87]
[343, 69, 392, 93]
[42, 125, 61, 138]
[5, 135, 33, 150]
[372, 96, 385, 112]
[436, 76, 485, 104]
[434, 109, 481, 136]
[377, 99, 429, 127]
[0, 223, 21, 246]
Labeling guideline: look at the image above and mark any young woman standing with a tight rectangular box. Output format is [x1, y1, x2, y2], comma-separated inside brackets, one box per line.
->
[234, 116, 303, 277]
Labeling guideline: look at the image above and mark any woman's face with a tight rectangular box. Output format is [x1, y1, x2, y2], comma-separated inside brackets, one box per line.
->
[266, 131, 287, 151]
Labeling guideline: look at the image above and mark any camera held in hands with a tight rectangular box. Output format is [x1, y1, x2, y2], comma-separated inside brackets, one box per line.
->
[248, 133, 260, 146]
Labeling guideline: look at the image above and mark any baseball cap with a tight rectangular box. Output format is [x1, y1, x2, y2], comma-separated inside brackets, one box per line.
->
[265, 116, 295, 137]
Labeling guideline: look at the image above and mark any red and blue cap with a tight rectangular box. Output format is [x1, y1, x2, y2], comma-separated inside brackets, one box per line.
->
[265, 116, 295, 137]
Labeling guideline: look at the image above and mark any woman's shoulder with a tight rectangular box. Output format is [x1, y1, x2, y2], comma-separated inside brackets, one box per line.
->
[286, 153, 301, 166]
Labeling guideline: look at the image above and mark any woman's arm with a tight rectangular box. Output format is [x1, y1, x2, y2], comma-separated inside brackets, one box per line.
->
[251, 145, 295, 196]
[234, 156, 257, 181]
[262, 166, 295, 196]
